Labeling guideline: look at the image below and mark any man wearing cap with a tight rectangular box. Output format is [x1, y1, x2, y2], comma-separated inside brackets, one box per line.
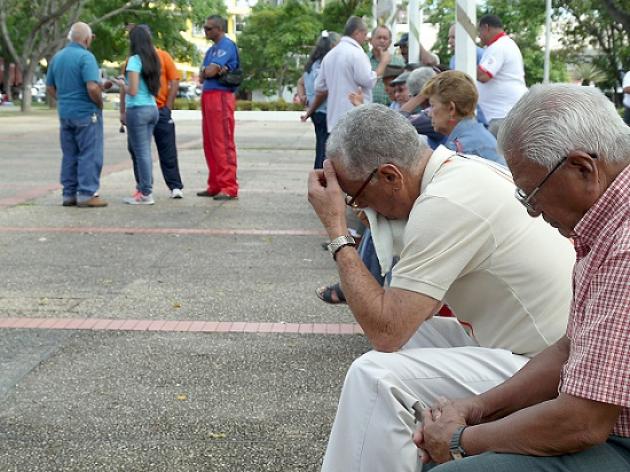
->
[369, 26, 405, 106]
[476, 14, 527, 137]
[121, 24, 185, 199]
[46, 22, 108, 208]
[395, 32, 439, 66]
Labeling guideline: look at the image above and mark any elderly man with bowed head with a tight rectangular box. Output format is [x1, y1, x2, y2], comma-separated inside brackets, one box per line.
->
[307, 103, 575, 472]
[417, 84, 630, 472]
[46, 22, 107, 208]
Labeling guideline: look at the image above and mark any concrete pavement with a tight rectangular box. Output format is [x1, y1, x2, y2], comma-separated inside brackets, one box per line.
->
[0, 109, 370, 471]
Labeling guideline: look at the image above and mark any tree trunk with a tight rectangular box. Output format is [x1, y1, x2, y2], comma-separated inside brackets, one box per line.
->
[20, 65, 34, 112]
[2, 57, 10, 100]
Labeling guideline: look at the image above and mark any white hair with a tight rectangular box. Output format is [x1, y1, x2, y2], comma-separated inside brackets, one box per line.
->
[326, 103, 428, 179]
[67, 22, 92, 43]
[407, 67, 437, 97]
[498, 83, 630, 169]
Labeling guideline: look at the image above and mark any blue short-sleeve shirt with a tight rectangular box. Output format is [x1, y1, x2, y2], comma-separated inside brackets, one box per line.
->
[202, 36, 239, 92]
[125, 54, 157, 108]
[46, 42, 100, 119]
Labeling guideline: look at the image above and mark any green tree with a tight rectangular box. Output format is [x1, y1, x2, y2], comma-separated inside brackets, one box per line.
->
[0, 0, 224, 111]
[424, 0, 568, 85]
[556, 0, 630, 90]
[321, 0, 371, 33]
[238, 0, 322, 97]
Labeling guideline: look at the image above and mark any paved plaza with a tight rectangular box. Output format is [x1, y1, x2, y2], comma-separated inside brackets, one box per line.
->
[0, 109, 371, 471]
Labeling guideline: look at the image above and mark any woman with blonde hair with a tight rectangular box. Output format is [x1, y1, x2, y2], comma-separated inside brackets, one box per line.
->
[421, 70, 504, 164]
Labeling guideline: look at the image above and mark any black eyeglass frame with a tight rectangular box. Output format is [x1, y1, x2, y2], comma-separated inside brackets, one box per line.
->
[514, 153, 597, 212]
[345, 168, 378, 208]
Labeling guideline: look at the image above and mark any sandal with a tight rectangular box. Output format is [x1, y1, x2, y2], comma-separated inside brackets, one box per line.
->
[315, 282, 347, 305]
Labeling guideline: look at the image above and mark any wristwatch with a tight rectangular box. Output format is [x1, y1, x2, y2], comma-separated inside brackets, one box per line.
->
[449, 426, 468, 460]
[327, 235, 356, 260]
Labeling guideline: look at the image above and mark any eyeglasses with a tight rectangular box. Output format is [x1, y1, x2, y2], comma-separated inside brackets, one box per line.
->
[514, 157, 567, 213]
[514, 153, 597, 213]
[345, 168, 378, 208]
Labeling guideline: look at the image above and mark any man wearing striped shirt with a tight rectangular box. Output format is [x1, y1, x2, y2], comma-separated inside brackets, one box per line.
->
[421, 84, 630, 471]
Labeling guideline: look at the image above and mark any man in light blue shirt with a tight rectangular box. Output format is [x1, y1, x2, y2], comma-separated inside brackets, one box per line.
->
[46, 22, 107, 207]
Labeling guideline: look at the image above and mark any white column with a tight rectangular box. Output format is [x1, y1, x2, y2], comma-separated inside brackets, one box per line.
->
[408, 0, 419, 65]
[455, 0, 476, 80]
[543, 0, 552, 83]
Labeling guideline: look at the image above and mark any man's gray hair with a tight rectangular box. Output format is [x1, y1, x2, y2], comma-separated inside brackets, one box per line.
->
[326, 103, 427, 178]
[498, 84, 630, 169]
[344, 16, 367, 37]
[67, 22, 92, 42]
[371, 25, 391, 39]
[407, 67, 436, 97]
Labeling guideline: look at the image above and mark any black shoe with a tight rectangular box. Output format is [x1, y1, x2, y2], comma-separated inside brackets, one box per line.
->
[196, 190, 217, 197]
[213, 193, 238, 201]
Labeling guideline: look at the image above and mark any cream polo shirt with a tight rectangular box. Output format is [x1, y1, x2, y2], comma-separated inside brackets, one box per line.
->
[477, 34, 527, 122]
[390, 146, 574, 357]
[315, 36, 376, 132]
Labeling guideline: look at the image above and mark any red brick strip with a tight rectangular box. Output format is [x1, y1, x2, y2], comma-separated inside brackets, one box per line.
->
[0, 226, 327, 237]
[0, 317, 362, 335]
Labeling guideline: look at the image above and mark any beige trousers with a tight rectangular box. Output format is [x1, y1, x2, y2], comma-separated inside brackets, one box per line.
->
[321, 317, 529, 472]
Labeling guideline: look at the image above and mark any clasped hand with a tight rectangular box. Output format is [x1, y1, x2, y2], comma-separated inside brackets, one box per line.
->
[414, 398, 475, 464]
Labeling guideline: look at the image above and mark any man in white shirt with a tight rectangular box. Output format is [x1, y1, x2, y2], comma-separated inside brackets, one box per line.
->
[477, 15, 527, 137]
[304, 16, 389, 132]
[622, 70, 630, 125]
[307, 103, 574, 472]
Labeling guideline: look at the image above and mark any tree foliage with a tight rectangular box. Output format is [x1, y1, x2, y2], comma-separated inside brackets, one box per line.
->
[0, 0, 225, 111]
[238, 0, 322, 97]
[425, 0, 568, 86]
[556, 0, 630, 90]
[321, 0, 371, 33]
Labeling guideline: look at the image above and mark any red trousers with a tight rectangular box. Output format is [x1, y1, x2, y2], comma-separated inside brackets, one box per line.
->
[201, 90, 238, 196]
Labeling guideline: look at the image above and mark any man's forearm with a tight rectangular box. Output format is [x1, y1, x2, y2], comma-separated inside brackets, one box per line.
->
[87, 83, 103, 109]
[334, 247, 437, 351]
[463, 393, 622, 457]
[166, 80, 178, 109]
[474, 336, 570, 423]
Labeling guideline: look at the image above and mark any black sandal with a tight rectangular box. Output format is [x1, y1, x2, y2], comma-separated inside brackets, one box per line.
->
[315, 282, 347, 305]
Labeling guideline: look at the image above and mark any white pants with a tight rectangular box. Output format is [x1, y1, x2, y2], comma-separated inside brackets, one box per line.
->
[321, 317, 529, 472]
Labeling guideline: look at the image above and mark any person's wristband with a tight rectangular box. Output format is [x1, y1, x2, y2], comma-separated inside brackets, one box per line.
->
[328, 235, 356, 260]
[449, 426, 468, 460]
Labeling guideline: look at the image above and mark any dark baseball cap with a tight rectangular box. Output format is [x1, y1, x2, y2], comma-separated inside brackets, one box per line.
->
[394, 33, 409, 47]
[391, 71, 410, 85]
[383, 64, 404, 79]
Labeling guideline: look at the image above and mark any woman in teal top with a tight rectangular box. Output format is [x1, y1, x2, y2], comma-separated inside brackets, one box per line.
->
[113, 26, 161, 204]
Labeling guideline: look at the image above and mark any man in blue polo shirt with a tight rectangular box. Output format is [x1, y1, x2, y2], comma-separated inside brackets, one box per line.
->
[197, 14, 240, 201]
[46, 22, 107, 207]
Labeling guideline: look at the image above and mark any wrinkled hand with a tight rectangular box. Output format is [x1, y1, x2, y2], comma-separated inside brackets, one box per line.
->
[300, 110, 311, 122]
[414, 398, 468, 464]
[110, 76, 125, 88]
[307, 160, 348, 240]
[348, 88, 364, 107]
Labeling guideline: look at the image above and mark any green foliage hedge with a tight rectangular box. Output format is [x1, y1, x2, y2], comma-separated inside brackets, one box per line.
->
[172, 98, 305, 112]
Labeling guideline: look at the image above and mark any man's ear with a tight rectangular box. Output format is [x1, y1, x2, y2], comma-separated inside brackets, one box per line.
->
[566, 152, 597, 181]
[379, 164, 403, 184]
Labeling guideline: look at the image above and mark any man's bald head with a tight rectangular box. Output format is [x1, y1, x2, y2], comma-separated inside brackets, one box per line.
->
[68, 22, 93, 45]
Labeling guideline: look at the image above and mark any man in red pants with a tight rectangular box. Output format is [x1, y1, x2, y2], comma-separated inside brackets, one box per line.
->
[197, 14, 239, 200]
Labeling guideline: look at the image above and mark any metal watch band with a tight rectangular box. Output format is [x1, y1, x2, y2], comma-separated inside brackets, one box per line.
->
[449, 425, 468, 461]
[327, 235, 356, 260]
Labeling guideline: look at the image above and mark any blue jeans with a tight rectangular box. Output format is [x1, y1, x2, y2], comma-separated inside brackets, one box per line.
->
[129, 106, 183, 190]
[59, 111, 103, 202]
[126, 105, 158, 196]
[358, 229, 385, 286]
[311, 111, 329, 169]
[428, 435, 630, 472]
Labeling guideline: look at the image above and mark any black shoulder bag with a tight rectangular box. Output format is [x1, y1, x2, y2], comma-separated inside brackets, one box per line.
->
[217, 46, 243, 87]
